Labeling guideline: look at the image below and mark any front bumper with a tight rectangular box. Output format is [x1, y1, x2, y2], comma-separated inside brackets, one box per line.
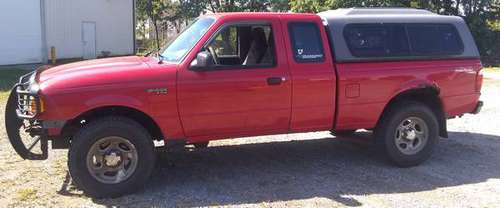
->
[471, 100, 483, 114]
[13, 71, 68, 138]
[14, 71, 43, 119]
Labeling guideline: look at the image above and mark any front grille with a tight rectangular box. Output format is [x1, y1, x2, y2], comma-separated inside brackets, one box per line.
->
[15, 72, 41, 119]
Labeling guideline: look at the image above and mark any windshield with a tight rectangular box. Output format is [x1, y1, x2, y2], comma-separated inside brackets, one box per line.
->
[160, 17, 215, 62]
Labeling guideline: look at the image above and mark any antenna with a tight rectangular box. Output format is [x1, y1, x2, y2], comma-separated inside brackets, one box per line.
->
[148, 0, 161, 55]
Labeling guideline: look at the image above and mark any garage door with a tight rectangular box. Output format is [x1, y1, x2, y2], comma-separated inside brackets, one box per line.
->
[0, 1, 43, 65]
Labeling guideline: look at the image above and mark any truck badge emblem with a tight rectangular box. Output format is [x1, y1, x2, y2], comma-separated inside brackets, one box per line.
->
[146, 88, 168, 95]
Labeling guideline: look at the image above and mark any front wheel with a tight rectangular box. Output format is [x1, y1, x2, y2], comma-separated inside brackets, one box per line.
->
[5, 89, 48, 160]
[375, 101, 439, 167]
[68, 117, 155, 198]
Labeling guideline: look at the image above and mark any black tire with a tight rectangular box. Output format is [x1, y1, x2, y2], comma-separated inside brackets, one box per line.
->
[193, 142, 209, 148]
[375, 101, 439, 167]
[68, 116, 156, 198]
[331, 130, 356, 137]
[5, 89, 48, 160]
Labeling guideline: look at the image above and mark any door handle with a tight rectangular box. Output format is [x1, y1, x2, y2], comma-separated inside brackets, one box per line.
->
[267, 77, 286, 86]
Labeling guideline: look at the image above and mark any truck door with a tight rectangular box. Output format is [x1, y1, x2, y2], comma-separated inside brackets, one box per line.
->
[177, 18, 291, 138]
[282, 18, 337, 132]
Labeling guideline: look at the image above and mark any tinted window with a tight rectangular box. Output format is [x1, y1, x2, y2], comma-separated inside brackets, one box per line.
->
[407, 24, 463, 55]
[289, 22, 325, 62]
[344, 23, 464, 58]
[344, 24, 409, 57]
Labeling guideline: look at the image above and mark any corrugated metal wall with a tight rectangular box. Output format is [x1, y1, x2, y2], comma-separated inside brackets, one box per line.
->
[44, 0, 134, 59]
[0, 0, 43, 65]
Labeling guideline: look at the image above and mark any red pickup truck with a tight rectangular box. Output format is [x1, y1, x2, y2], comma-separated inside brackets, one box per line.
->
[5, 8, 483, 197]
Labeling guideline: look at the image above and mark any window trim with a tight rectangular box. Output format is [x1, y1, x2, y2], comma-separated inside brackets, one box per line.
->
[288, 22, 326, 63]
[197, 21, 278, 71]
[342, 23, 465, 59]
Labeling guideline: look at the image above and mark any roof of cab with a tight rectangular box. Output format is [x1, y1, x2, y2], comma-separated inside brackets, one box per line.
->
[206, 12, 317, 18]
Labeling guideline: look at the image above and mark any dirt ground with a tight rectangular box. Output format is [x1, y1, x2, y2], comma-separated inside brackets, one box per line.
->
[1, 75, 499, 208]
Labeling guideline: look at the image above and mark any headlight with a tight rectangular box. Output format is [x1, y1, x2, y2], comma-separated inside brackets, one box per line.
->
[15, 71, 44, 118]
[28, 83, 40, 93]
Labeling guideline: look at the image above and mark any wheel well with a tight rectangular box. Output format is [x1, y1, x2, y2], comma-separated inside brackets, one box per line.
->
[379, 87, 448, 138]
[61, 106, 164, 141]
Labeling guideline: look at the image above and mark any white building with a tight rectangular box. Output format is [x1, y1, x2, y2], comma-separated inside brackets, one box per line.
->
[0, 0, 135, 65]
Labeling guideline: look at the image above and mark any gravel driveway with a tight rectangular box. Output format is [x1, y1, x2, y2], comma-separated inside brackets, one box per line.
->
[1, 77, 499, 208]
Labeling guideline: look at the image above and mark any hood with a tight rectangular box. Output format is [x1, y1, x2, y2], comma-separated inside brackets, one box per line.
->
[38, 56, 176, 92]
[39, 56, 147, 82]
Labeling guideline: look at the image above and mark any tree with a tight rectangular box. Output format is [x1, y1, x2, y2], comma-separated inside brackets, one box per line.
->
[203, 0, 289, 12]
[289, 0, 500, 65]
[290, 0, 409, 13]
[136, 0, 170, 50]
[269, 0, 290, 11]
[289, 0, 332, 13]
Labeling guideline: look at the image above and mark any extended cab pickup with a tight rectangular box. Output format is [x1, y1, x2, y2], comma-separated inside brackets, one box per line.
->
[5, 8, 483, 197]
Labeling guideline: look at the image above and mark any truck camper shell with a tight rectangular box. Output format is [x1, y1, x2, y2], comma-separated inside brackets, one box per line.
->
[318, 8, 480, 62]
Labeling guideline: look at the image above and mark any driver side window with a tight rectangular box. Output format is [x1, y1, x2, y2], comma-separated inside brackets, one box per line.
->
[205, 24, 276, 68]
[212, 27, 238, 57]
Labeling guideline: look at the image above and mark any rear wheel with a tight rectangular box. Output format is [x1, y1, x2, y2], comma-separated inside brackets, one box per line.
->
[375, 101, 439, 167]
[68, 117, 155, 198]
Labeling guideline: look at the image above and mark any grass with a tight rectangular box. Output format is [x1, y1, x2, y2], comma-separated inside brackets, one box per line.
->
[0, 68, 32, 101]
[0, 91, 9, 101]
[484, 67, 499, 72]
[0, 68, 30, 91]
[15, 188, 38, 202]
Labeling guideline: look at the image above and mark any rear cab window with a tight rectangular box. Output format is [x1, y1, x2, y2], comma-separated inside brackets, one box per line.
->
[288, 22, 325, 63]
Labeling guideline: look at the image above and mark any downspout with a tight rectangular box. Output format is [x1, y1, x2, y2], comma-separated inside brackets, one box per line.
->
[40, 0, 48, 64]
[132, 0, 137, 54]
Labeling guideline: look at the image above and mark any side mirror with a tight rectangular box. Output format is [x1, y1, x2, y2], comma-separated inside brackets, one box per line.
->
[190, 51, 214, 70]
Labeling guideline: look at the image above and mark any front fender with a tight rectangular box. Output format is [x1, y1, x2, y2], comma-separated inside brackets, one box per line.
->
[83, 94, 147, 114]
[38, 88, 149, 121]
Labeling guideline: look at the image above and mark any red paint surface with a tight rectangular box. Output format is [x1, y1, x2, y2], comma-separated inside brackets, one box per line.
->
[35, 13, 482, 142]
[335, 59, 482, 130]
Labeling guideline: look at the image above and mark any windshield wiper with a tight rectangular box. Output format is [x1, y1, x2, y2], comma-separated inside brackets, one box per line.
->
[157, 53, 165, 64]
[143, 49, 164, 64]
[144, 50, 154, 57]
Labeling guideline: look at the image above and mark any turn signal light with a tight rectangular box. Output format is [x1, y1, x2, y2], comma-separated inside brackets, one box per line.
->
[39, 96, 45, 113]
[29, 97, 37, 114]
[28, 96, 44, 115]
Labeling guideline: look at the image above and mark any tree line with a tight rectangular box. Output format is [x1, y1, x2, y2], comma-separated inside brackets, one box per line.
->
[136, 0, 499, 65]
